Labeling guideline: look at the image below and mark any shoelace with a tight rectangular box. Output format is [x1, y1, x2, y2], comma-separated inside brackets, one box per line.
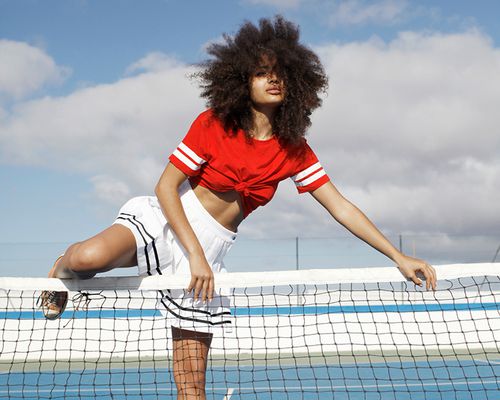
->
[36, 291, 61, 308]
[71, 291, 106, 311]
[61, 291, 105, 328]
[37, 291, 105, 311]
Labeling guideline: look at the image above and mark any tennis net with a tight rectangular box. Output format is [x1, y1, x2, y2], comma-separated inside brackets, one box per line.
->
[0, 263, 499, 399]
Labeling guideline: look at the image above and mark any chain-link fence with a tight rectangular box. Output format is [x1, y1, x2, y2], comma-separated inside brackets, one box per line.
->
[1, 233, 499, 277]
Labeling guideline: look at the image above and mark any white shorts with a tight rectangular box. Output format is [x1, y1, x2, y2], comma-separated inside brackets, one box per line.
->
[113, 181, 237, 333]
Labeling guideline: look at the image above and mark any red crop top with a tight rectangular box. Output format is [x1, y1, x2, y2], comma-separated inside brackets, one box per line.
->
[169, 110, 330, 217]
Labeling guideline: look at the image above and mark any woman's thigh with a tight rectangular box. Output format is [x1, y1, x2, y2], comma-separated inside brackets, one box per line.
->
[68, 224, 138, 273]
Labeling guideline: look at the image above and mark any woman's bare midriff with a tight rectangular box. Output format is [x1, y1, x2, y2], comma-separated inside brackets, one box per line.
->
[191, 183, 244, 232]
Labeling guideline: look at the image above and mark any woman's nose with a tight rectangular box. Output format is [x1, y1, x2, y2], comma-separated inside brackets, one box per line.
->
[268, 74, 278, 83]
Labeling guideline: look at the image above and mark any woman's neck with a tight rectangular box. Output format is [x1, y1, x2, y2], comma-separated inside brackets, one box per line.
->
[250, 106, 276, 140]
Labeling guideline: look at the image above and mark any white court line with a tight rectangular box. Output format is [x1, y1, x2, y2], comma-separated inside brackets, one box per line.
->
[2, 379, 499, 394]
[474, 359, 500, 365]
[223, 388, 234, 399]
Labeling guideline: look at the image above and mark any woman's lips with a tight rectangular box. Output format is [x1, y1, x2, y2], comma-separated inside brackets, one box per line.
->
[266, 88, 281, 95]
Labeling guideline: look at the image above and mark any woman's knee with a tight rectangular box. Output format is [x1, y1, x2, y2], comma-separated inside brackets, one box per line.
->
[68, 242, 108, 273]
[173, 354, 208, 382]
[174, 372, 207, 396]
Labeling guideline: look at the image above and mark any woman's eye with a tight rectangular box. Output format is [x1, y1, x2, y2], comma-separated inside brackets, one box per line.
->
[255, 71, 267, 77]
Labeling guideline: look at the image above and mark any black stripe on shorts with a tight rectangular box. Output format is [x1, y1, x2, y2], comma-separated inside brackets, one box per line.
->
[117, 213, 161, 276]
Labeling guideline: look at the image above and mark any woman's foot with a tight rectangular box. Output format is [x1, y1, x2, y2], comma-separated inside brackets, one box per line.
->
[38, 255, 68, 320]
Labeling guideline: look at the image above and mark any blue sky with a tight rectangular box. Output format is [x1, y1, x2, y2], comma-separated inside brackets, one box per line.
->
[1, 0, 500, 276]
[3, 1, 500, 96]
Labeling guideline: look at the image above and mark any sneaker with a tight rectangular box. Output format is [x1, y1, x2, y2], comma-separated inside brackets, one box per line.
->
[38, 290, 68, 320]
[38, 255, 68, 320]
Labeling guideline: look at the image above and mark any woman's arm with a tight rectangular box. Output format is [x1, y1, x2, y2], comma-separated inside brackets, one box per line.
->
[155, 163, 214, 302]
[310, 182, 437, 290]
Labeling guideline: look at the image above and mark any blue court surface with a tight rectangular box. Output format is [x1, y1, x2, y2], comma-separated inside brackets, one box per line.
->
[1, 358, 499, 399]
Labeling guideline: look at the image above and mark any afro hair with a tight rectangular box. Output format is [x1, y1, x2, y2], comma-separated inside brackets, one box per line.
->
[195, 15, 328, 146]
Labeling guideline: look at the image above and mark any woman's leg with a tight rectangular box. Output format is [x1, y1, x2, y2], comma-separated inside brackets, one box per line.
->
[40, 224, 138, 319]
[172, 327, 213, 400]
[49, 224, 138, 279]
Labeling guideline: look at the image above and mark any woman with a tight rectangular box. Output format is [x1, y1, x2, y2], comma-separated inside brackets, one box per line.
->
[40, 16, 436, 400]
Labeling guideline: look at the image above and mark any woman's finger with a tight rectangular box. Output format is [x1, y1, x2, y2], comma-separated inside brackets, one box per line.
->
[421, 264, 434, 291]
[410, 272, 422, 287]
[187, 276, 196, 294]
[193, 278, 203, 301]
[430, 265, 437, 290]
[425, 267, 431, 291]
[200, 278, 209, 303]
[419, 263, 437, 291]
[208, 277, 214, 302]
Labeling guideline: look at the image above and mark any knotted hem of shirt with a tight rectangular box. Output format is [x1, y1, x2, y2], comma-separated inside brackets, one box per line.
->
[234, 182, 250, 197]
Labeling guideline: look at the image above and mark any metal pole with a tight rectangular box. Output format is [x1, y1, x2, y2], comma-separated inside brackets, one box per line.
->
[295, 236, 299, 270]
[296, 236, 299, 305]
[399, 234, 405, 300]
[492, 244, 500, 263]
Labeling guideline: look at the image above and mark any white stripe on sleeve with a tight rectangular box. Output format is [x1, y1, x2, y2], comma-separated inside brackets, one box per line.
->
[295, 169, 326, 187]
[179, 142, 206, 165]
[291, 162, 322, 183]
[172, 149, 200, 171]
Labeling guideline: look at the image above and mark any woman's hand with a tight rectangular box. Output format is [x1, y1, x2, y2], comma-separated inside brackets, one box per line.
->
[396, 254, 437, 291]
[187, 252, 215, 303]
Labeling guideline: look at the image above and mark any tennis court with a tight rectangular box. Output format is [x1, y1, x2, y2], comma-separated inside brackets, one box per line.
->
[2, 358, 499, 399]
[1, 264, 499, 399]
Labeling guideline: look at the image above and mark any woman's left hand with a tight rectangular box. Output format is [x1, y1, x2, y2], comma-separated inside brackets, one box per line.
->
[396, 255, 437, 291]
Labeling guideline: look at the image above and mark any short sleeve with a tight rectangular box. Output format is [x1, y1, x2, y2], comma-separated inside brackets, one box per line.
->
[169, 111, 212, 176]
[290, 142, 330, 193]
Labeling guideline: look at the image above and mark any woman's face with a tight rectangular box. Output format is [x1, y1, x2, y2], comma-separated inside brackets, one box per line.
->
[249, 59, 285, 110]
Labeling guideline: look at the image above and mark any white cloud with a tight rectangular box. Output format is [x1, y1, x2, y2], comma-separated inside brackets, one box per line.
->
[241, 30, 500, 238]
[330, 0, 409, 26]
[0, 50, 204, 205]
[124, 52, 183, 75]
[0, 40, 70, 100]
[1, 31, 499, 243]
[90, 175, 131, 204]
[244, 0, 301, 9]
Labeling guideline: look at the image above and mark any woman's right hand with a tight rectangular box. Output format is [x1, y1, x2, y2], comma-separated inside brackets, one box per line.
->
[187, 252, 215, 303]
